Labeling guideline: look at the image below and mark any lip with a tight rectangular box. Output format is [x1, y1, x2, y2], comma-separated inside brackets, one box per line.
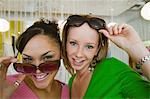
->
[33, 73, 49, 82]
[72, 58, 84, 67]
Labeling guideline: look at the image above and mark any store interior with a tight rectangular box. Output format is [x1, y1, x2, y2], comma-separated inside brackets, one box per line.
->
[0, 0, 150, 82]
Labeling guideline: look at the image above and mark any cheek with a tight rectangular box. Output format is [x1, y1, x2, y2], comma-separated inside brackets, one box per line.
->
[86, 52, 95, 59]
[47, 70, 57, 78]
[86, 49, 98, 59]
[66, 43, 74, 55]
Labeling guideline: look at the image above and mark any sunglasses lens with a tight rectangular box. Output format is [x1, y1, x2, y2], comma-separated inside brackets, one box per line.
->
[68, 15, 106, 30]
[23, 65, 36, 73]
[13, 60, 60, 74]
[89, 18, 106, 30]
[13, 63, 24, 73]
[13, 63, 36, 74]
[39, 60, 60, 73]
[68, 15, 85, 26]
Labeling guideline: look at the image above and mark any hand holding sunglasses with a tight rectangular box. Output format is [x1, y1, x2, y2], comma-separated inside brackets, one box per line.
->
[13, 60, 60, 74]
[0, 56, 25, 99]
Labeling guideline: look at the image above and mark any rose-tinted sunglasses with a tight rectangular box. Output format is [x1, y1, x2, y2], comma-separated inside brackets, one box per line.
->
[13, 60, 60, 74]
[67, 15, 106, 30]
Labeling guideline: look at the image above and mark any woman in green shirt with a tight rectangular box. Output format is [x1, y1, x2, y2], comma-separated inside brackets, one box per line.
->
[61, 15, 150, 98]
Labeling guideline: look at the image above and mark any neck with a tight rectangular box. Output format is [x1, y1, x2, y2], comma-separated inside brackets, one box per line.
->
[24, 76, 54, 94]
[76, 68, 92, 80]
[24, 76, 61, 98]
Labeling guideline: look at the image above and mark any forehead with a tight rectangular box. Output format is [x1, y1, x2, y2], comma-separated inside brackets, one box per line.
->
[68, 23, 99, 42]
[22, 35, 60, 54]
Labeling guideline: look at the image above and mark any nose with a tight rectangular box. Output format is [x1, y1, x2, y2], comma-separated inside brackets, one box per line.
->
[36, 69, 41, 74]
[33, 60, 42, 73]
[75, 46, 84, 58]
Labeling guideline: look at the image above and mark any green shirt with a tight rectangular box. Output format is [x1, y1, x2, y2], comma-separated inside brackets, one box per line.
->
[69, 57, 150, 98]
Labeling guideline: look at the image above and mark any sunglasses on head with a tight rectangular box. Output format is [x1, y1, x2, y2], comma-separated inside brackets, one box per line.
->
[13, 60, 60, 74]
[67, 15, 106, 30]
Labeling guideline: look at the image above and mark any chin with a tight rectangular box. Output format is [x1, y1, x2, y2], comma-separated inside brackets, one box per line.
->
[34, 82, 49, 89]
[72, 65, 83, 71]
[30, 72, 56, 89]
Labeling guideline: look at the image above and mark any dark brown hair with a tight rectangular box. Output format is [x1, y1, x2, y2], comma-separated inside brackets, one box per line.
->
[16, 18, 61, 53]
[61, 15, 108, 75]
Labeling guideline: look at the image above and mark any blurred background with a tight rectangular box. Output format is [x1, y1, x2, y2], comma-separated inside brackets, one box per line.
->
[0, 0, 150, 83]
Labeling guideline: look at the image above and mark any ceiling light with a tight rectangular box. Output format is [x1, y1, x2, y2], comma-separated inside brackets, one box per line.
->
[0, 18, 10, 32]
[141, 2, 150, 20]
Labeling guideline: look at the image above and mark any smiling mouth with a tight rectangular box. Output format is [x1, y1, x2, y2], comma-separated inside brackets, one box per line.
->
[72, 58, 84, 66]
[33, 73, 49, 81]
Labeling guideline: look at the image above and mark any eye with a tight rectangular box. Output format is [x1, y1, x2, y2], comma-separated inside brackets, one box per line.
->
[43, 55, 53, 61]
[22, 57, 32, 63]
[86, 45, 94, 49]
[70, 41, 77, 46]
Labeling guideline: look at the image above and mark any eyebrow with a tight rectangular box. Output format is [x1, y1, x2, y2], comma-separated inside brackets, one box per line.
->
[22, 54, 31, 57]
[41, 51, 52, 57]
[69, 39, 97, 46]
[22, 51, 52, 57]
[69, 39, 76, 41]
[87, 43, 97, 45]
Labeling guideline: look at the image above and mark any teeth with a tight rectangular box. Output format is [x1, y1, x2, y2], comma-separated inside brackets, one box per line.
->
[36, 75, 46, 79]
[73, 59, 84, 66]
[35, 73, 48, 80]
[75, 60, 81, 63]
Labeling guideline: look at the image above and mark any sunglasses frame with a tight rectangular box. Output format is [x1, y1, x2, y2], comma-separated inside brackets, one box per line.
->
[67, 15, 106, 30]
[13, 60, 60, 74]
